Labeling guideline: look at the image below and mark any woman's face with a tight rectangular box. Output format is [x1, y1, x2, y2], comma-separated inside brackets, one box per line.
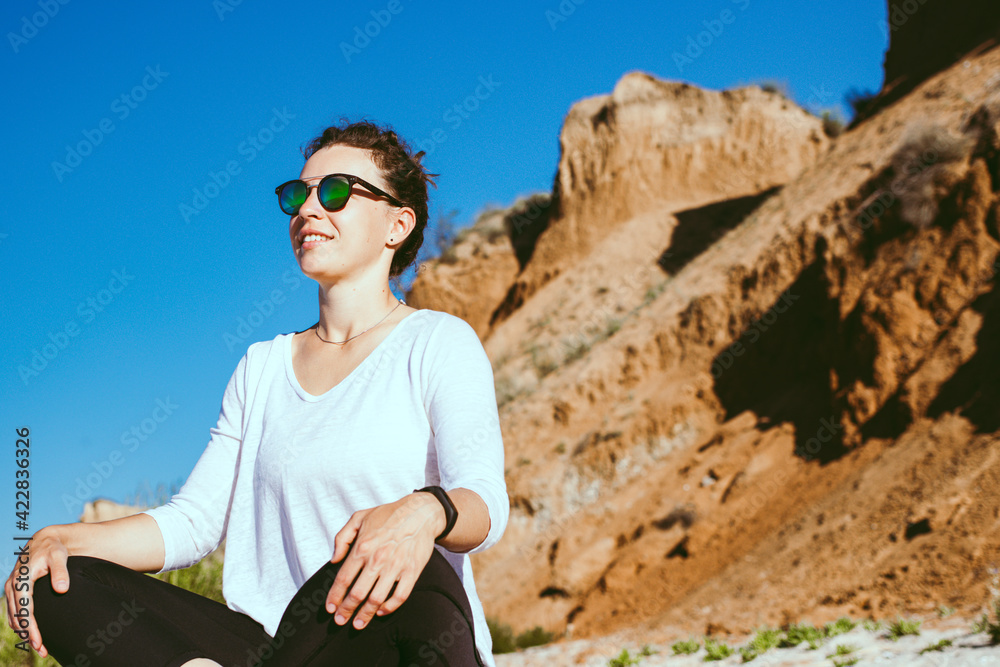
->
[287, 144, 401, 285]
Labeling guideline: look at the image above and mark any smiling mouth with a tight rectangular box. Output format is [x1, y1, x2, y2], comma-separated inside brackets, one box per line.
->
[300, 234, 333, 247]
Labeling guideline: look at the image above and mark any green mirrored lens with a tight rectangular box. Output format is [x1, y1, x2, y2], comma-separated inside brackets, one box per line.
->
[319, 176, 351, 211]
[279, 181, 307, 215]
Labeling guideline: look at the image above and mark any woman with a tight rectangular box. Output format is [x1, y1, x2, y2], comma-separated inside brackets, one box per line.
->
[5, 120, 509, 666]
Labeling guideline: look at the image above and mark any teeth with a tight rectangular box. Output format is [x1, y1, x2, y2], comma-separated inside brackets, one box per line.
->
[302, 234, 331, 243]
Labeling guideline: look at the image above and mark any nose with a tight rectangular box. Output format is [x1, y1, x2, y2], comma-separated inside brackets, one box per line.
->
[297, 183, 326, 219]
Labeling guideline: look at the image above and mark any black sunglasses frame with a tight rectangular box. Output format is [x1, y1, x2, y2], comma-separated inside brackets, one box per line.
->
[274, 173, 405, 215]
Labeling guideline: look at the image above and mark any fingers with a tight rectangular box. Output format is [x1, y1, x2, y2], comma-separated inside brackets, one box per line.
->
[351, 573, 398, 630]
[5, 565, 43, 653]
[4, 576, 15, 631]
[325, 551, 363, 618]
[28, 609, 46, 656]
[5, 531, 70, 655]
[329, 561, 378, 627]
[377, 570, 416, 616]
[47, 555, 70, 594]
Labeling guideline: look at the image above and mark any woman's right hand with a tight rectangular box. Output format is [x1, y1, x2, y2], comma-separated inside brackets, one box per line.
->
[4, 527, 71, 659]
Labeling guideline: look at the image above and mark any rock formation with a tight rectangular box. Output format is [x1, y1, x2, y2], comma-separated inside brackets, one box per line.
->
[406, 10, 1000, 645]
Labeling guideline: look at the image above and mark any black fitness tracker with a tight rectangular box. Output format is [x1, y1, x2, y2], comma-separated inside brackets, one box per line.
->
[414, 486, 458, 541]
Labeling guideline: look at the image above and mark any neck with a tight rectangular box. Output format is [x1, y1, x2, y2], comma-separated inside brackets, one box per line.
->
[315, 272, 401, 343]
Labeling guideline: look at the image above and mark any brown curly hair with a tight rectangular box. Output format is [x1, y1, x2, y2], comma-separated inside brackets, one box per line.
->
[301, 119, 437, 278]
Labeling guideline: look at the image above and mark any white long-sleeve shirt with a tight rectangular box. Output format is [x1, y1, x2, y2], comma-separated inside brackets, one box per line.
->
[141, 308, 508, 665]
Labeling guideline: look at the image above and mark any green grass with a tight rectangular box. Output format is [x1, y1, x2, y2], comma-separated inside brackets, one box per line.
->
[885, 617, 921, 641]
[514, 625, 555, 650]
[150, 553, 225, 603]
[831, 657, 859, 667]
[602, 317, 622, 338]
[0, 616, 61, 667]
[562, 339, 591, 364]
[862, 618, 882, 632]
[738, 627, 781, 661]
[971, 599, 1000, 645]
[919, 638, 953, 654]
[936, 605, 956, 618]
[778, 622, 824, 648]
[642, 280, 669, 306]
[607, 646, 655, 666]
[822, 617, 856, 638]
[608, 648, 640, 666]
[671, 637, 700, 655]
[703, 637, 733, 661]
[825, 643, 857, 658]
[820, 110, 844, 138]
[527, 343, 559, 378]
[487, 618, 556, 654]
[527, 314, 552, 333]
[972, 569, 1000, 644]
[487, 617, 517, 654]
[495, 374, 528, 409]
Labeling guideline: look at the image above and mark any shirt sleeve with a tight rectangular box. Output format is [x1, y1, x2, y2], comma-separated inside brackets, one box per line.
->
[423, 315, 509, 555]
[140, 352, 247, 573]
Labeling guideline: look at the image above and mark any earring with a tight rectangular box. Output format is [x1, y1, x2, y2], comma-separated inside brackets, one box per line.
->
[389, 238, 394, 242]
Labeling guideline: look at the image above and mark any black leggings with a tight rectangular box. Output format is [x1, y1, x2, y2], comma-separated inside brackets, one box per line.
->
[32, 549, 484, 667]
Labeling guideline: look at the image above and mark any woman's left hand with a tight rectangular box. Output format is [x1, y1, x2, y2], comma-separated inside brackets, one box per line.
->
[325, 493, 446, 629]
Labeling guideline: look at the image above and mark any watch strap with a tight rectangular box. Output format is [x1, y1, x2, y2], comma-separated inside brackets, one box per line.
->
[414, 485, 458, 541]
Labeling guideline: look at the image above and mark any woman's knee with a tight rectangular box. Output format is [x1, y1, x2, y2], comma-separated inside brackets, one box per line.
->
[33, 556, 121, 619]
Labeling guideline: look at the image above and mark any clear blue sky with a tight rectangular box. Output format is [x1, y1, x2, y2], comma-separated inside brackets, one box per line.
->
[1, 0, 887, 573]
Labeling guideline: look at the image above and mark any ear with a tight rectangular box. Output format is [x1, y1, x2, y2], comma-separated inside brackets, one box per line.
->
[386, 205, 416, 247]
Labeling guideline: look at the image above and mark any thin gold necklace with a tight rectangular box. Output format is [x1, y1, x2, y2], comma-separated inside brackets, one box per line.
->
[313, 299, 403, 346]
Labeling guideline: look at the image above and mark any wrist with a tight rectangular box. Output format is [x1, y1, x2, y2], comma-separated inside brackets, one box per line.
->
[412, 486, 458, 542]
[37, 523, 75, 554]
[410, 492, 447, 537]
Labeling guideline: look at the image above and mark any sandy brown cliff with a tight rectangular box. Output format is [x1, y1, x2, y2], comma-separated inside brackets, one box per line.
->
[406, 7, 1000, 646]
[408, 74, 828, 338]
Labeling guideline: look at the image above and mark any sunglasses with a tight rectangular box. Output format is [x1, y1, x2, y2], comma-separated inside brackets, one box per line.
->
[274, 173, 404, 216]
